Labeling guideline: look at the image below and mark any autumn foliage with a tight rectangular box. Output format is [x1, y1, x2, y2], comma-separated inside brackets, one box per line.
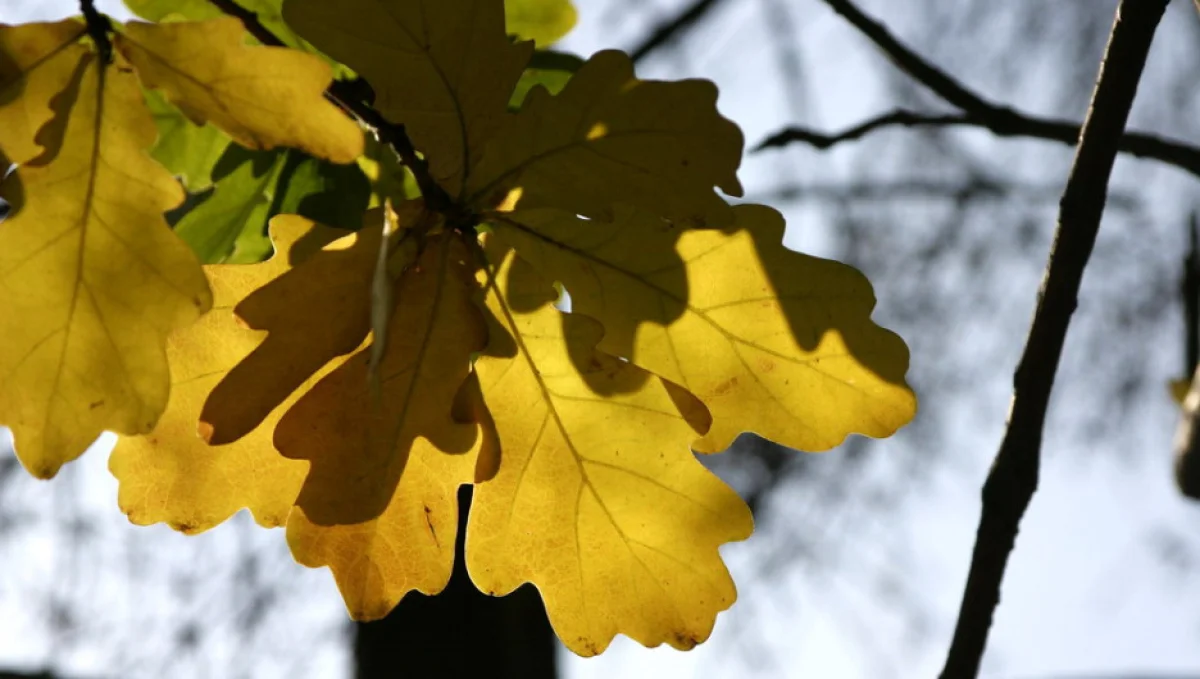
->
[0, 0, 916, 654]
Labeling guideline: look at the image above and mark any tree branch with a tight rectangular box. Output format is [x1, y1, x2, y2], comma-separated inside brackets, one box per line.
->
[755, 0, 1200, 180]
[819, 0, 991, 111]
[627, 0, 726, 64]
[739, 178, 1141, 212]
[79, 0, 113, 63]
[204, 0, 455, 215]
[939, 1, 1169, 677]
[756, 107, 1200, 178]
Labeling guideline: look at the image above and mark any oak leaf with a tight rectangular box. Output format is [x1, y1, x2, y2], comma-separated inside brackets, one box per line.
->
[277, 233, 486, 616]
[197, 210, 383, 445]
[283, 0, 534, 195]
[0, 53, 211, 478]
[275, 232, 485, 526]
[122, 0, 357, 76]
[488, 203, 916, 453]
[108, 216, 349, 532]
[467, 49, 744, 227]
[0, 20, 88, 167]
[172, 145, 371, 264]
[142, 87, 231, 192]
[505, 0, 577, 46]
[173, 145, 286, 263]
[115, 17, 363, 164]
[467, 242, 753, 655]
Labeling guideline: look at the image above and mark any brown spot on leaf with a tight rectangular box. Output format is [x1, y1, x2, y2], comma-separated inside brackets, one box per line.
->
[712, 376, 738, 395]
[171, 520, 200, 534]
[88, 399, 104, 410]
[672, 631, 700, 649]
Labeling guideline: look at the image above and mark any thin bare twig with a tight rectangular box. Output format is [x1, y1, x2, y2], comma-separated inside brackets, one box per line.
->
[939, 1, 1169, 677]
[756, 0, 1200, 180]
[628, 0, 726, 64]
[756, 107, 1200, 178]
[204, 0, 455, 216]
[739, 178, 1141, 212]
[819, 0, 989, 111]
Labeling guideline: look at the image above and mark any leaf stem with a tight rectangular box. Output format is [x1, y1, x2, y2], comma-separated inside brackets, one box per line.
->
[203, 0, 457, 218]
[79, 0, 113, 64]
[939, 1, 1168, 676]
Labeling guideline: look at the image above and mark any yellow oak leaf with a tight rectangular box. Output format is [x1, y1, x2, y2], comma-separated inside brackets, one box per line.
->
[197, 210, 383, 445]
[277, 234, 486, 616]
[0, 20, 87, 166]
[108, 216, 352, 533]
[114, 17, 364, 164]
[467, 243, 753, 655]
[487, 203, 916, 453]
[0, 53, 211, 478]
[283, 0, 533, 195]
[506, 0, 577, 46]
[286, 437, 478, 619]
[275, 233, 486, 526]
[467, 50, 744, 227]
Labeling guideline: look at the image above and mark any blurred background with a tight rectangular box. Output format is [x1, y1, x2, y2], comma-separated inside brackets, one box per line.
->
[2, 0, 1200, 677]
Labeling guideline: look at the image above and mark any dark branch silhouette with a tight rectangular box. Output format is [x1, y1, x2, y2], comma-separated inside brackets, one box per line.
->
[627, 0, 725, 64]
[755, 0, 1200, 180]
[939, 1, 1169, 677]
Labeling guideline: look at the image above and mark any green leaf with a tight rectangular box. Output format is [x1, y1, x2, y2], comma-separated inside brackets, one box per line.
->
[175, 145, 284, 264]
[143, 87, 231, 192]
[276, 152, 371, 232]
[509, 49, 583, 110]
[505, 0, 577, 46]
[174, 144, 371, 264]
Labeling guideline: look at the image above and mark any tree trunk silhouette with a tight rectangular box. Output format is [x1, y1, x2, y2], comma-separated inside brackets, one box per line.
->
[354, 486, 557, 679]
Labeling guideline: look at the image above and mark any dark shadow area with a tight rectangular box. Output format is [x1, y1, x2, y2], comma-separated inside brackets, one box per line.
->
[354, 486, 556, 679]
[274, 234, 481, 526]
[200, 221, 379, 445]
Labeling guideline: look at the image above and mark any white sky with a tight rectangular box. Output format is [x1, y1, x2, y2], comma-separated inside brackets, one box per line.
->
[3, 1, 1200, 677]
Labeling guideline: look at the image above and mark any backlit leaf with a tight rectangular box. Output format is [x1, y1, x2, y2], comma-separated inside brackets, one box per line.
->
[142, 87, 231, 192]
[122, 0, 352, 75]
[174, 145, 286, 264]
[467, 50, 744, 227]
[173, 144, 372, 265]
[284, 0, 533, 195]
[0, 54, 212, 478]
[509, 50, 583, 110]
[278, 234, 486, 616]
[505, 0, 577, 46]
[0, 20, 88, 166]
[356, 135, 421, 208]
[488, 203, 916, 453]
[197, 210, 382, 445]
[274, 150, 371, 233]
[468, 243, 753, 654]
[275, 233, 485, 526]
[115, 17, 364, 164]
[109, 217, 350, 532]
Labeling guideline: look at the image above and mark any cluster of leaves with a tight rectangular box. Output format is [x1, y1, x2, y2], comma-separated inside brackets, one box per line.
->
[0, 0, 915, 655]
